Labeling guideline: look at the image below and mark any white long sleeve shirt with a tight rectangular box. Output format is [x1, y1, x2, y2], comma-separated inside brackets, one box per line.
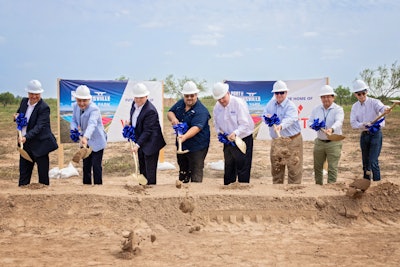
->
[213, 95, 254, 138]
[308, 102, 344, 140]
[350, 96, 387, 130]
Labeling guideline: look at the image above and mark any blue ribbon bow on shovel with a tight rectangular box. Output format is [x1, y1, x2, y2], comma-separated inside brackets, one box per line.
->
[218, 132, 236, 146]
[16, 113, 28, 130]
[366, 118, 385, 134]
[122, 125, 136, 142]
[310, 118, 326, 131]
[70, 128, 81, 142]
[263, 113, 281, 127]
[173, 122, 189, 135]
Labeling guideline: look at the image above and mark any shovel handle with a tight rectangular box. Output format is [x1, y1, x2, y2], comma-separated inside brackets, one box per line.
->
[177, 135, 183, 152]
[129, 140, 139, 175]
[370, 101, 399, 124]
[18, 130, 24, 149]
[176, 134, 190, 154]
[320, 128, 330, 136]
[273, 124, 281, 138]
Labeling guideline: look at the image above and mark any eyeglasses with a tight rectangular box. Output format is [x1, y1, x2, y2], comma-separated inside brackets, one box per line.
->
[274, 91, 286, 95]
[184, 94, 196, 98]
[356, 92, 366, 96]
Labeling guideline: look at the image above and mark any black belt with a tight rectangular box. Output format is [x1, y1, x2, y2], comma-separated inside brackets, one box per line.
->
[319, 139, 331, 143]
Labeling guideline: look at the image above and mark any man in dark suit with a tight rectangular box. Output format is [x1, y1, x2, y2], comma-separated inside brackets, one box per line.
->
[129, 83, 166, 185]
[14, 80, 58, 186]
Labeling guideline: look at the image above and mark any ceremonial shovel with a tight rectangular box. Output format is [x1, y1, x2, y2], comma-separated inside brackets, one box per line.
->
[17, 130, 33, 162]
[129, 140, 148, 185]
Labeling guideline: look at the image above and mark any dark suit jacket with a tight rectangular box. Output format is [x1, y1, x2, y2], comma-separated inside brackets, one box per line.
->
[130, 100, 166, 156]
[17, 98, 58, 157]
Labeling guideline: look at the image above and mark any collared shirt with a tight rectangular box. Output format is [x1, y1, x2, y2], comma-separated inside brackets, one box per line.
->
[308, 102, 344, 140]
[22, 100, 38, 136]
[263, 97, 301, 138]
[213, 95, 254, 138]
[131, 102, 144, 127]
[168, 99, 210, 152]
[350, 96, 387, 130]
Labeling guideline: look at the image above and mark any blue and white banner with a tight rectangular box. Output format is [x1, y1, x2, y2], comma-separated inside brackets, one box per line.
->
[225, 78, 328, 141]
[58, 79, 163, 143]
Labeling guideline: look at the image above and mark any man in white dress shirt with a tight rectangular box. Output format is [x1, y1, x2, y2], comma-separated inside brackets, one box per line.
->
[212, 82, 254, 185]
[350, 79, 391, 182]
[308, 85, 344, 185]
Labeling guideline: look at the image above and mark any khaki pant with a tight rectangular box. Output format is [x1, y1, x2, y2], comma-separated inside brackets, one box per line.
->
[313, 139, 342, 184]
[270, 134, 303, 184]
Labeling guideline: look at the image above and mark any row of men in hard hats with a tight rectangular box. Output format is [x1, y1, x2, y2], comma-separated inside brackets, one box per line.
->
[14, 78, 390, 187]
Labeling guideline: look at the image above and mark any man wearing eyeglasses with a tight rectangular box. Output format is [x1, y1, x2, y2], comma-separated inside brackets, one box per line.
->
[263, 80, 303, 184]
[350, 79, 391, 183]
[167, 81, 211, 183]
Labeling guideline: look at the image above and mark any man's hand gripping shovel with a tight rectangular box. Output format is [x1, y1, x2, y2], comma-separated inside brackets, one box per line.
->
[366, 100, 400, 129]
[310, 118, 346, 141]
[173, 123, 189, 154]
[122, 122, 147, 185]
[70, 129, 92, 163]
[218, 132, 246, 154]
[264, 114, 282, 138]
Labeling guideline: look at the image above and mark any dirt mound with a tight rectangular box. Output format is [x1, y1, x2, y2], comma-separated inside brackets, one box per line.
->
[1, 180, 400, 266]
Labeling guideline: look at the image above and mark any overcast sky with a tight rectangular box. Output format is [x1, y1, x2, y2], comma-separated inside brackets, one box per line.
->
[0, 0, 399, 98]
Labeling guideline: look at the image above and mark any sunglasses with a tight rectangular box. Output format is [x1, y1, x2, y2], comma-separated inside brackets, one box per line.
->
[184, 94, 196, 98]
[274, 91, 286, 95]
[356, 92, 366, 96]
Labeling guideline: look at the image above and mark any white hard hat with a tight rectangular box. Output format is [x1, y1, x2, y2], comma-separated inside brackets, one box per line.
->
[271, 80, 289, 93]
[132, 83, 149, 97]
[319, 85, 336, 96]
[181, 81, 200, 95]
[352, 79, 369, 93]
[73, 85, 92, 100]
[212, 82, 229, 100]
[25, 80, 44, 94]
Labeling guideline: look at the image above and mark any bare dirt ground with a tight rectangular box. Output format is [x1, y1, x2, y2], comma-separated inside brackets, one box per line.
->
[1, 112, 400, 266]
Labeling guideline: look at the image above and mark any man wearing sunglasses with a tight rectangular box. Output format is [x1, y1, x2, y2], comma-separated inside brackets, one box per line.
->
[167, 81, 211, 183]
[263, 80, 303, 184]
[350, 79, 391, 183]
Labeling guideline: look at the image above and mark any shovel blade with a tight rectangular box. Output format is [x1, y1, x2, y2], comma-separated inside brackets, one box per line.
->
[138, 174, 148, 185]
[235, 136, 247, 154]
[327, 134, 346, 141]
[132, 173, 148, 185]
[18, 147, 33, 162]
